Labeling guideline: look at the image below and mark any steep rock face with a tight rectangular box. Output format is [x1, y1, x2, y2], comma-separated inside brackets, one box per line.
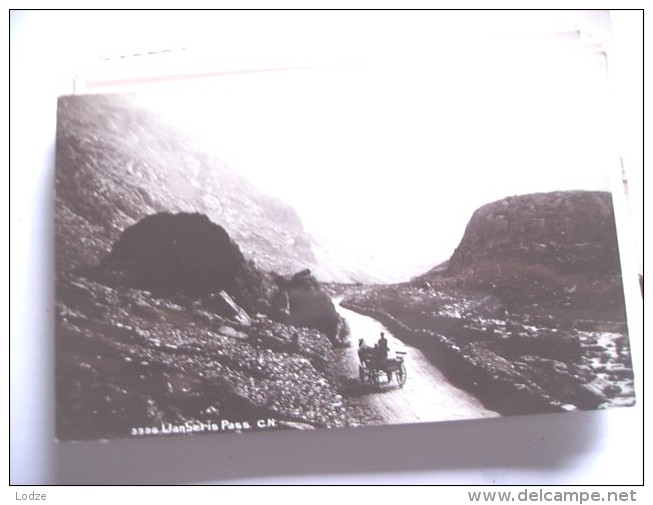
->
[93, 212, 274, 314]
[447, 191, 621, 275]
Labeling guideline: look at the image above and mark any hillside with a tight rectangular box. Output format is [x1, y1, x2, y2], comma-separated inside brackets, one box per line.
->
[446, 190, 622, 276]
[56, 212, 357, 441]
[55, 93, 319, 278]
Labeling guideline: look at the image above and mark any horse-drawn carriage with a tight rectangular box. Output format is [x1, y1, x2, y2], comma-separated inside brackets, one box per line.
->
[358, 348, 407, 387]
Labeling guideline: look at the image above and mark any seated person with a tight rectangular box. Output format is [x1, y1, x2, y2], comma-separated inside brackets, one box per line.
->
[376, 332, 389, 360]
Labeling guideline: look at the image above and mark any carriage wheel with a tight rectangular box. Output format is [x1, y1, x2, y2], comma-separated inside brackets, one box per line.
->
[396, 363, 407, 387]
[359, 366, 367, 385]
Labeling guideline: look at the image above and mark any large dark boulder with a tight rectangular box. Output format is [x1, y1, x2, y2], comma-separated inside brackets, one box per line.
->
[273, 270, 347, 344]
[94, 212, 274, 312]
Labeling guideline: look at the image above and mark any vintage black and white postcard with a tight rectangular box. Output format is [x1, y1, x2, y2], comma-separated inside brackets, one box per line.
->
[54, 23, 637, 441]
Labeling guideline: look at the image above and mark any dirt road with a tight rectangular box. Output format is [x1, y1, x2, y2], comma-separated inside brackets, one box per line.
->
[334, 299, 499, 425]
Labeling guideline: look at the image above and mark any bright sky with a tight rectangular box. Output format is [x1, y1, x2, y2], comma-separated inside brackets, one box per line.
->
[10, 10, 628, 280]
[13, 9, 604, 281]
[133, 35, 616, 280]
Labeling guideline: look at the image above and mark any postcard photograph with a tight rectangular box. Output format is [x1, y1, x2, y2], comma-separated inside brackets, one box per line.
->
[54, 17, 636, 442]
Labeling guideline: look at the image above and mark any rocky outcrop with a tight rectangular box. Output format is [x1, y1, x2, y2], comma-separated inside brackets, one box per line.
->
[447, 191, 622, 275]
[92, 212, 275, 315]
[205, 291, 252, 326]
[90, 212, 348, 339]
[415, 191, 628, 316]
[273, 269, 348, 345]
[55, 211, 361, 440]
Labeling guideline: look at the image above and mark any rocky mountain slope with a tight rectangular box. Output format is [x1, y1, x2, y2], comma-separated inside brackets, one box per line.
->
[446, 190, 622, 277]
[342, 191, 634, 415]
[53, 92, 380, 441]
[55, 93, 319, 278]
[54, 93, 636, 435]
[56, 271, 348, 440]
[56, 212, 356, 441]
